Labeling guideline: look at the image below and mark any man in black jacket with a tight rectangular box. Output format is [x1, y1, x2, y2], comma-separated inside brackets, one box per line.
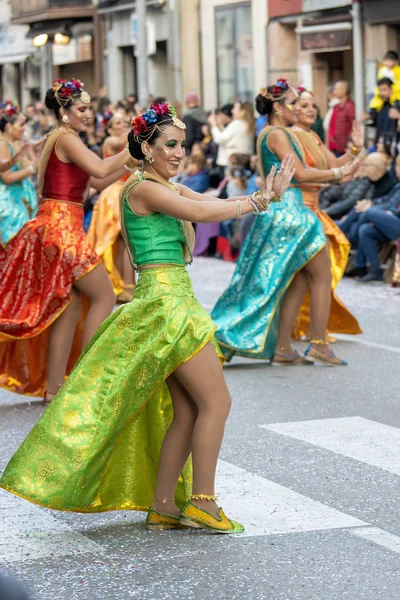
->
[347, 155, 400, 282]
[182, 93, 208, 153]
[336, 153, 395, 240]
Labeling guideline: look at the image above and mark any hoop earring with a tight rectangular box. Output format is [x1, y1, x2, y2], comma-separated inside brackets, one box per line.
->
[145, 152, 154, 164]
[62, 115, 69, 124]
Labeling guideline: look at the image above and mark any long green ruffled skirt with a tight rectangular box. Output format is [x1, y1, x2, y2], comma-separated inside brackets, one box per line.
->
[0, 266, 222, 513]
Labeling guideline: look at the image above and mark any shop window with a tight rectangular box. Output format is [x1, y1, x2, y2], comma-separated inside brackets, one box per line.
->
[215, 2, 254, 105]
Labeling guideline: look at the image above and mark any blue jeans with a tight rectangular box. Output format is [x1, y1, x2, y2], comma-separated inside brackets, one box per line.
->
[337, 208, 361, 244]
[354, 208, 400, 271]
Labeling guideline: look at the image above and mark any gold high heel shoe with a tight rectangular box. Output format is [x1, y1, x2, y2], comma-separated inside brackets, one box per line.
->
[180, 495, 244, 534]
[146, 509, 187, 531]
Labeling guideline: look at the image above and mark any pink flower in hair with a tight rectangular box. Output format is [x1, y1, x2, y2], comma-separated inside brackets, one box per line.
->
[152, 102, 170, 116]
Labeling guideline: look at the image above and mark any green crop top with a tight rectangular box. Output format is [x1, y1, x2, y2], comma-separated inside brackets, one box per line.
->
[120, 171, 193, 270]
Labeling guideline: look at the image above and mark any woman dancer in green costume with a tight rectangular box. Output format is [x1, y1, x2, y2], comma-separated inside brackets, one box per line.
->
[0, 102, 294, 534]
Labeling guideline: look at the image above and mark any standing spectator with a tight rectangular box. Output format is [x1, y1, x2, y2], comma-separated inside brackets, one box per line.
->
[363, 78, 399, 147]
[182, 93, 208, 153]
[323, 83, 340, 143]
[328, 81, 355, 156]
[209, 101, 255, 170]
[369, 51, 400, 111]
[209, 104, 233, 175]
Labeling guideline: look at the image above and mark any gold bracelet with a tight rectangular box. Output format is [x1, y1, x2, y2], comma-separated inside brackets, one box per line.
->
[271, 195, 282, 203]
[350, 144, 362, 156]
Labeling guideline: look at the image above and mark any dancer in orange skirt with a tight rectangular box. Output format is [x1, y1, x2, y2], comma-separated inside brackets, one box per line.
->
[291, 87, 363, 340]
[0, 78, 132, 403]
[87, 111, 137, 302]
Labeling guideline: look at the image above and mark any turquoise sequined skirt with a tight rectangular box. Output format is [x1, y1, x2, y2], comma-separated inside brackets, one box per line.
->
[0, 178, 37, 247]
[212, 188, 326, 360]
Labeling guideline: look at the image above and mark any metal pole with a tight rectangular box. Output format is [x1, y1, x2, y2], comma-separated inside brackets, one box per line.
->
[169, 0, 182, 102]
[352, 0, 364, 119]
[137, 0, 149, 107]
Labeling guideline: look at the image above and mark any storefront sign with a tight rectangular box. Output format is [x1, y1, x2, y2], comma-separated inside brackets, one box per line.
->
[300, 30, 352, 52]
[268, 0, 302, 19]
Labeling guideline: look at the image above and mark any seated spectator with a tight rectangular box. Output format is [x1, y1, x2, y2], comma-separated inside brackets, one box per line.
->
[326, 152, 395, 220]
[346, 154, 400, 282]
[181, 154, 210, 193]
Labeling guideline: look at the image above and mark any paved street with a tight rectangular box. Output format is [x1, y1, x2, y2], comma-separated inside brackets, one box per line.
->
[1, 257, 400, 600]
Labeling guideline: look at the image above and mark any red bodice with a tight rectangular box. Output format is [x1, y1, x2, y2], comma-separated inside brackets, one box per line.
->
[42, 148, 90, 203]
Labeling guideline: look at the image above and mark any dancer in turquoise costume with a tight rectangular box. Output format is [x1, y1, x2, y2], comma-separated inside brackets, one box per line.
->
[0, 102, 37, 246]
[0, 102, 293, 534]
[212, 80, 354, 366]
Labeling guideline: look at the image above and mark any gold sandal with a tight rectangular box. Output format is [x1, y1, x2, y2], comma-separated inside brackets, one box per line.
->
[146, 509, 187, 531]
[271, 349, 313, 366]
[305, 340, 348, 366]
[180, 495, 244, 534]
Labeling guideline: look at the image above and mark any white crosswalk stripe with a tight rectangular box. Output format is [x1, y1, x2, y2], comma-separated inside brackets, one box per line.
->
[260, 416, 400, 476]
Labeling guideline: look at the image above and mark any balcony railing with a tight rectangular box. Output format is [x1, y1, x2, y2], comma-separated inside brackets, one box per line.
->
[11, 0, 93, 18]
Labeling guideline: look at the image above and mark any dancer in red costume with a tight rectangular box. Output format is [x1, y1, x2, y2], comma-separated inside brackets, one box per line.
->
[0, 78, 132, 403]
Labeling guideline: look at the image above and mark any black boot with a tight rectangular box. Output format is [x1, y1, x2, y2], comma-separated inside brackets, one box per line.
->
[345, 266, 368, 278]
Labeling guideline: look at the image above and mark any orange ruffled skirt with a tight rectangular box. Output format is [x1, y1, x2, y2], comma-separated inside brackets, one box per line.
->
[0, 199, 100, 397]
[87, 181, 125, 296]
[293, 192, 362, 339]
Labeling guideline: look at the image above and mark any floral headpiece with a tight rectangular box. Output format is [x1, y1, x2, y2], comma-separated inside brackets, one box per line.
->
[260, 78, 293, 102]
[52, 78, 91, 107]
[131, 102, 186, 142]
[102, 110, 113, 128]
[1, 100, 19, 117]
[297, 86, 314, 99]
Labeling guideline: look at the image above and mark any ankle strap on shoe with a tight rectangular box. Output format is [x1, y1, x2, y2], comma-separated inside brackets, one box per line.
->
[191, 494, 217, 501]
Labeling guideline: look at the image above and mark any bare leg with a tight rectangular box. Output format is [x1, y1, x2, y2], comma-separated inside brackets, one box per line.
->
[120, 238, 135, 286]
[275, 270, 309, 352]
[303, 246, 332, 344]
[152, 374, 198, 517]
[173, 342, 231, 517]
[46, 290, 82, 400]
[73, 263, 116, 347]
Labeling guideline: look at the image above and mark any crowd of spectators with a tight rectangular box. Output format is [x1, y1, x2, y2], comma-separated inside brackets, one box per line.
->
[2, 56, 400, 285]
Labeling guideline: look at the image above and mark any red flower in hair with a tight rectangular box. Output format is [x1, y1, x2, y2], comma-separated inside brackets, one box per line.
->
[131, 116, 147, 135]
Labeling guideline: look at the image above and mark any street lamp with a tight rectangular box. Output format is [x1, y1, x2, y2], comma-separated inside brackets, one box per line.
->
[32, 32, 71, 47]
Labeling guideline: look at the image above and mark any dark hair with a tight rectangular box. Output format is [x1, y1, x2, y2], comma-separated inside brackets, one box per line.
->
[154, 96, 167, 105]
[377, 77, 393, 88]
[188, 154, 206, 170]
[0, 114, 18, 132]
[128, 115, 175, 160]
[255, 92, 282, 117]
[220, 103, 233, 118]
[45, 87, 82, 120]
[384, 50, 399, 62]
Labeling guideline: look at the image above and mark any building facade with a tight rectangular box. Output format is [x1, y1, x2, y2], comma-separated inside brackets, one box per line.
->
[200, 0, 267, 110]
[9, 0, 102, 101]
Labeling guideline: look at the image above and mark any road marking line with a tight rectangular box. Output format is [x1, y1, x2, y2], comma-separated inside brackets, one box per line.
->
[261, 417, 400, 476]
[333, 334, 400, 354]
[0, 489, 102, 562]
[350, 527, 400, 555]
[216, 460, 365, 538]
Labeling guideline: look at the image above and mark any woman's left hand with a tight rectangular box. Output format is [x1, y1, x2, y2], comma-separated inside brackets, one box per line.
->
[272, 154, 295, 196]
[351, 121, 364, 149]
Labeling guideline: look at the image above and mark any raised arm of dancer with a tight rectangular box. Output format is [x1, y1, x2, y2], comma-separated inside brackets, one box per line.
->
[130, 163, 294, 223]
[268, 129, 352, 184]
[178, 154, 295, 203]
[321, 121, 364, 168]
[91, 167, 130, 191]
[57, 133, 130, 178]
[0, 142, 36, 183]
[104, 133, 129, 153]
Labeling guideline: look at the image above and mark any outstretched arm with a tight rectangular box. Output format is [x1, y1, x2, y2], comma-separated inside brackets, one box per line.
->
[57, 133, 130, 179]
